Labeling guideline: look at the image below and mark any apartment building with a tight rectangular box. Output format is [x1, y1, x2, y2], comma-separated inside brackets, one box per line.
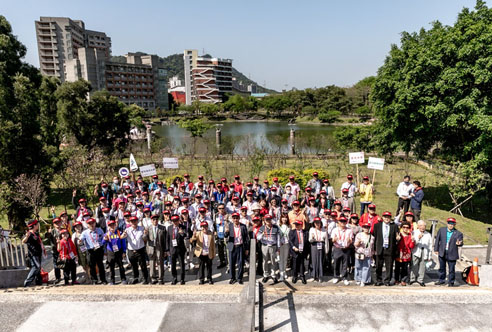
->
[183, 49, 233, 105]
[35, 17, 111, 81]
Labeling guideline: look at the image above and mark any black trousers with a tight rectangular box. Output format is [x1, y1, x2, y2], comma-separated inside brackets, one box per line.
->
[230, 245, 245, 280]
[396, 197, 410, 215]
[129, 247, 149, 281]
[198, 255, 213, 281]
[292, 253, 306, 278]
[52, 251, 61, 280]
[107, 250, 126, 282]
[376, 251, 394, 283]
[88, 247, 107, 282]
[217, 238, 227, 264]
[333, 247, 350, 279]
[63, 258, 77, 284]
[395, 260, 410, 283]
[171, 251, 186, 281]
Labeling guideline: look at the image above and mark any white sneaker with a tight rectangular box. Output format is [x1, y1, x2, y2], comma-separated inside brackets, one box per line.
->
[360, 282, 365, 287]
[343, 280, 350, 286]
[332, 278, 339, 284]
[355, 281, 360, 286]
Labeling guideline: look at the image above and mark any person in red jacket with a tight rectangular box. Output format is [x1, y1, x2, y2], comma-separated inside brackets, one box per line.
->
[57, 229, 79, 285]
[394, 221, 415, 286]
[359, 204, 381, 233]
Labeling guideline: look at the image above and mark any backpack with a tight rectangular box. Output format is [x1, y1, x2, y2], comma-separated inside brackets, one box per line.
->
[462, 266, 471, 283]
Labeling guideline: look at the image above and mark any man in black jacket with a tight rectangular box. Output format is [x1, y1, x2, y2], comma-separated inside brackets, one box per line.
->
[23, 220, 45, 287]
[434, 217, 463, 287]
[225, 212, 250, 284]
[373, 211, 400, 286]
[289, 220, 309, 284]
[145, 215, 167, 284]
[166, 214, 187, 285]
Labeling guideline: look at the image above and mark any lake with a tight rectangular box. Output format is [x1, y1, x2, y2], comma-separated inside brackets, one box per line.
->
[152, 121, 338, 155]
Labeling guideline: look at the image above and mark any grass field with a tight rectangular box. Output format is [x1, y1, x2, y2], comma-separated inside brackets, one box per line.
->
[1, 155, 489, 245]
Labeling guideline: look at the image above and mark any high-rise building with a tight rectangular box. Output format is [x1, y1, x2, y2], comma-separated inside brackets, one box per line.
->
[35, 17, 168, 110]
[183, 49, 232, 105]
[35, 17, 111, 81]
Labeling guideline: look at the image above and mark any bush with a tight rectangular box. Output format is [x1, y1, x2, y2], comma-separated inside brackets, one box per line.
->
[266, 168, 330, 189]
[318, 110, 341, 123]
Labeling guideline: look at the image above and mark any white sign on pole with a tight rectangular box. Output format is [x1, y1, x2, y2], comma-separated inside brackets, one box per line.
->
[118, 167, 130, 178]
[163, 157, 179, 169]
[129, 153, 138, 172]
[139, 164, 157, 177]
[349, 152, 365, 164]
[367, 157, 385, 170]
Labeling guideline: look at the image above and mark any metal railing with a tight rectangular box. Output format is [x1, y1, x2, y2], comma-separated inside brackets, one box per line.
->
[0, 230, 27, 268]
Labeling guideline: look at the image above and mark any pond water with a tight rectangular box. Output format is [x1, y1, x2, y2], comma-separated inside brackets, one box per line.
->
[152, 121, 338, 155]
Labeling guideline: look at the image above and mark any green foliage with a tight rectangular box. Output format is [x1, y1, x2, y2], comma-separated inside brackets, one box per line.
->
[301, 105, 316, 115]
[371, 0, 492, 185]
[318, 110, 341, 123]
[126, 104, 147, 129]
[266, 168, 330, 189]
[178, 118, 213, 137]
[334, 126, 376, 152]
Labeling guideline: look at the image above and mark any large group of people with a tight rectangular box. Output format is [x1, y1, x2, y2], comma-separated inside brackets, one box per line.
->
[22, 171, 462, 288]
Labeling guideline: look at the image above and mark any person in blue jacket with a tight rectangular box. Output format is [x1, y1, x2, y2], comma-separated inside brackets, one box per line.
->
[410, 181, 424, 221]
[434, 217, 463, 287]
[103, 219, 127, 285]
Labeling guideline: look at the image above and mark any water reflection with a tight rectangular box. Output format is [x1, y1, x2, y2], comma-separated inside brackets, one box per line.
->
[152, 121, 337, 155]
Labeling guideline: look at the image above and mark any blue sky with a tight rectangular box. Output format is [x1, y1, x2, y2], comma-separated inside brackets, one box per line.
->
[2, 0, 479, 90]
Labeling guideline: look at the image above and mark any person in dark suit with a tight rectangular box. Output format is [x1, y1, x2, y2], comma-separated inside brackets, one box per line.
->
[145, 215, 167, 284]
[225, 212, 250, 284]
[166, 214, 187, 285]
[434, 217, 463, 287]
[373, 211, 400, 286]
[289, 220, 309, 284]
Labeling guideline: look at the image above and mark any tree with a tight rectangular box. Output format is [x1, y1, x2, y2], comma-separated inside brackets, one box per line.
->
[371, 0, 492, 204]
[11, 174, 47, 220]
[178, 118, 213, 137]
[318, 109, 341, 123]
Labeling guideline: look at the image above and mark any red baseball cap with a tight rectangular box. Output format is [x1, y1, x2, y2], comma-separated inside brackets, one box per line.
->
[292, 201, 300, 205]
[200, 221, 208, 227]
[368, 204, 376, 209]
[171, 215, 180, 221]
[124, 211, 131, 217]
[129, 216, 138, 222]
[447, 217, 457, 224]
[87, 218, 96, 224]
[232, 212, 240, 217]
[347, 174, 353, 179]
[382, 211, 392, 217]
[273, 177, 278, 182]
[313, 172, 318, 176]
[199, 207, 207, 213]
[264, 214, 272, 220]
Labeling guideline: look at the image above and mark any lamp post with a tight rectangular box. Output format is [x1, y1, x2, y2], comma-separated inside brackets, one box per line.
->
[215, 124, 223, 155]
[288, 124, 296, 155]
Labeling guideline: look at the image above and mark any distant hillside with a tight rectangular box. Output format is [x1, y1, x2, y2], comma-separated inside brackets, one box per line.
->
[110, 53, 276, 94]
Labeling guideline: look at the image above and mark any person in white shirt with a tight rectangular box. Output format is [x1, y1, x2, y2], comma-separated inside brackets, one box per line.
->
[340, 174, 357, 198]
[395, 175, 415, 215]
[287, 176, 300, 199]
[410, 220, 432, 286]
[121, 216, 149, 284]
[330, 216, 353, 285]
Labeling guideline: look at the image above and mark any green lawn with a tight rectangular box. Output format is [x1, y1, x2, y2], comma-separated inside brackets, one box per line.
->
[1, 156, 489, 244]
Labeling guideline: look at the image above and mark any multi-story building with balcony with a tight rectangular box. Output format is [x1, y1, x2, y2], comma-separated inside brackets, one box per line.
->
[183, 49, 232, 105]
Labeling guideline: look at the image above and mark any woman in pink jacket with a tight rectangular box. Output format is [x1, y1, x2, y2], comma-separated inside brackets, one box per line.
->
[394, 221, 415, 286]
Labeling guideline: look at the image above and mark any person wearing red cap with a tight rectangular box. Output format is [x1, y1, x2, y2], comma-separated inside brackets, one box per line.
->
[102, 219, 128, 285]
[289, 220, 308, 284]
[259, 180, 272, 201]
[194, 207, 213, 233]
[191, 182, 209, 201]
[271, 177, 284, 196]
[280, 198, 291, 215]
[433, 218, 463, 287]
[340, 188, 355, 214]
[182, 174, 194, 195]
[58, 229, 79, 285]
[239, 207, 251, 227]
[94, 181, 114, 209]
[304, 196, 319, 228]
[151, 189, 164, 217]
[191, 221, 216, 284]
[46, 217, 63, 283]
[179, 209, 195, 270]
[354, 222, 375, 286]
[318, 191, 330, 214]
[288, 201, 306, 229]
[331, 217, 354, 285]
[72, 190, 93, 222]
[268, 197, 281, 225]
[225, 213, 250, 284]
[145, 215, 167, 284]
[226, 195, 242, 215]
[410, 220, 432, 287]
[282, 184, 295, 207]
[71, 221, 90, 283]
[213, 182, 228, 205]
[148, 174, 160, 192]
[347, 213, 361, 275]
[321, 179, 335, 207]
[230, 175, 244, 198]
[373, 212, 400, 286]
[287, 176, 300, 199]
[94, 197, 109, 232]
[309, 217, 328, 282]
[341, 174, 357, 199]
[307, 172, 323, 196]
[81, 218, 108, 284]
[121, 216, 150, 284]
[215, 203, 230, 269]
[359, 176, 374, 216]
[258, 215, 281, 284]
[23, 220, 45, 287]
[166, 215, 188, 284]
[359, 204, 381, 233]
[278, 214, 290, 281]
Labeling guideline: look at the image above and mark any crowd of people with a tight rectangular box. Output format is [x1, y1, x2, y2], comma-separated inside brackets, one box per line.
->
[22, 171, 463, 288]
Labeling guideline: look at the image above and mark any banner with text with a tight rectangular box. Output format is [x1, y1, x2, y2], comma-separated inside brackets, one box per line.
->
[349, 152, 365, 164]
[139, 164, 157, 177]
[163, 158, 179, 169]
[367, 157, 385, 170]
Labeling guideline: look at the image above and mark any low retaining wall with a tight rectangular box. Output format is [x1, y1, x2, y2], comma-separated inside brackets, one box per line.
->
[0, 266, 29, 288]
